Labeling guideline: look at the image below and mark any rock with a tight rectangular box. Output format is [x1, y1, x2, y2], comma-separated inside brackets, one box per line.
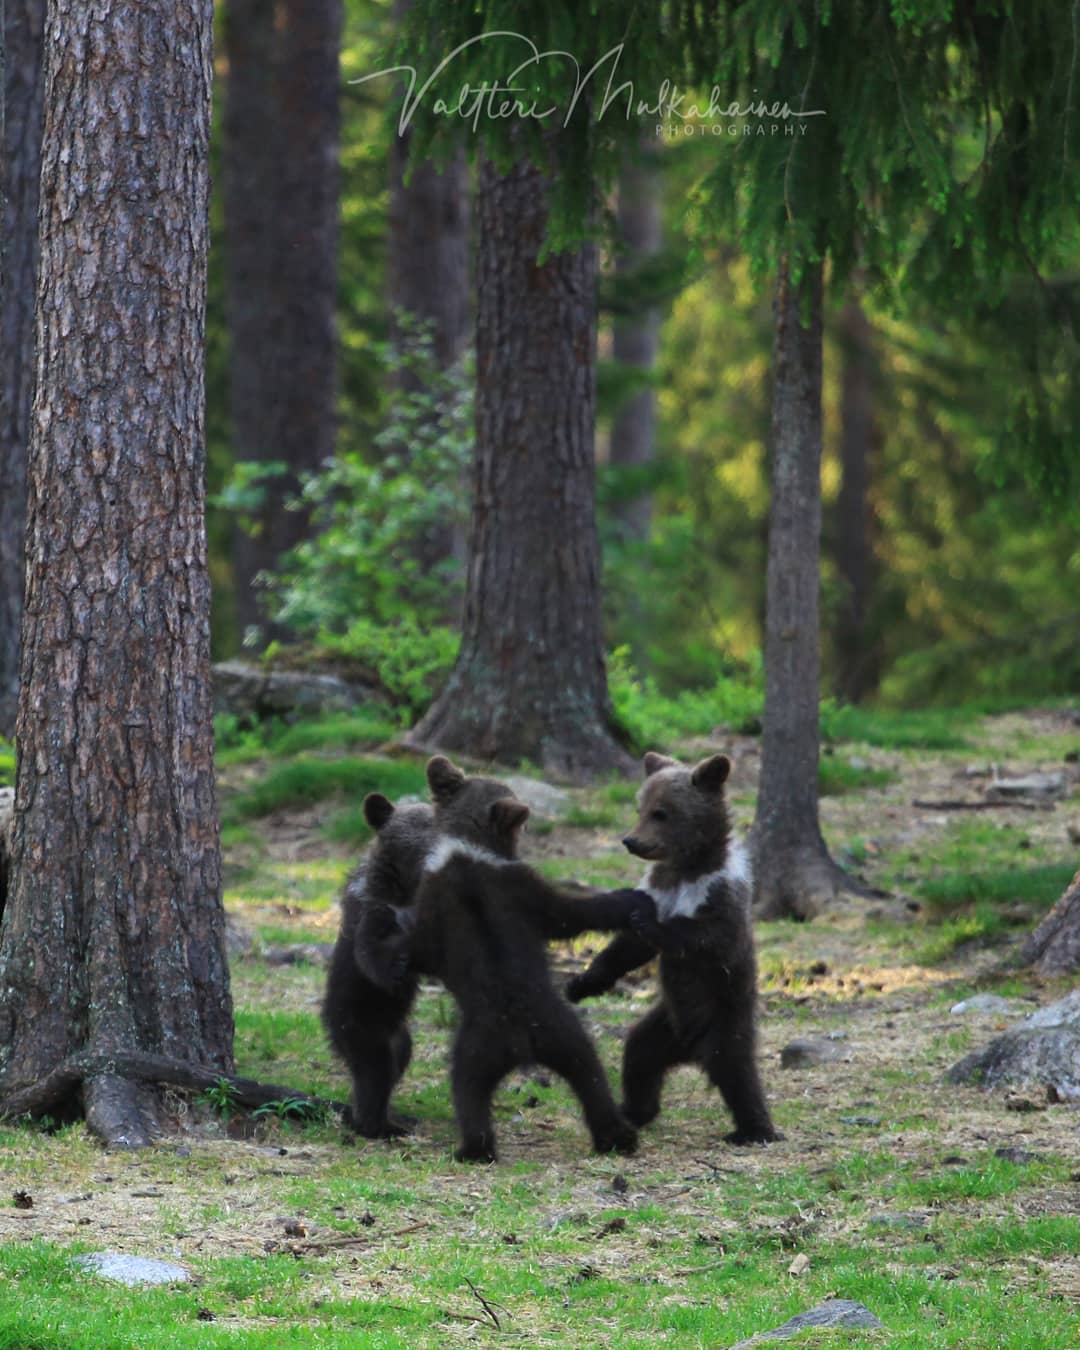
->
[502, 775, 573, 820]
[947, 990, 1080, 1100]
[994, 1146, 1037, 1165]
[985, 772, 1067, 803]
[74, 1252, 190, 1286]
[224, 917, 255, 958]
[840, 1114, 882, 1126]
[1004, 1092, 1046, 1112]
[213, 661, 378, 724]
[949, 994, 1017, 1016]
[779, 1038, 852, 1069]
[727, 1299, 884, 1347]
[261, 942, 334, 968]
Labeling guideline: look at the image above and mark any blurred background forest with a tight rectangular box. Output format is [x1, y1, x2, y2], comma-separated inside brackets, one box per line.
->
[198, 0, 1079, 726]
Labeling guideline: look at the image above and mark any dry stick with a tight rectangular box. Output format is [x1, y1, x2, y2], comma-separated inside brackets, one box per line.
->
[912, 798, 1053, 812]
[296, 1220, 431, 1256]
[0, 1050, 347, 1121]
[672, 1257, 729, 1277]
[464, 1278, 508, 1330]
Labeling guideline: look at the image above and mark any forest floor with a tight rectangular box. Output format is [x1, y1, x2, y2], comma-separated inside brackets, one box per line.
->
[2, 705, 1079, 1347]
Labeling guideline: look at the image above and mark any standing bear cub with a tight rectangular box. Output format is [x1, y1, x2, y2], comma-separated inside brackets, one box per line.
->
[322, 793, 434, 1139]
[374, 756, 650, 1163]
[567, 752, 778, 1145]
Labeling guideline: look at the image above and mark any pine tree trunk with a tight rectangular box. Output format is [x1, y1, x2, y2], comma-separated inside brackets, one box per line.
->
[386, 0, 470, 580]
[410, 156, 630, 782]
[0, 0, 45, 737]
[388, 0, 469, 376]
[833, 295, 880, 703]
[753, 258, 840, 920]
[224, 0, 341, 643]
[1022, 868, 1080, 977]
[0, 0, 233, 1148]
[610, 143, 662, 543]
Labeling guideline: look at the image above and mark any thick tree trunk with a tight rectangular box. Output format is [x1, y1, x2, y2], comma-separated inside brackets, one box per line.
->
[832, 295, 880, 703]
[0, 0, 233, 1148]
[1022, 868, 1080, 976]
[224, 0, 342, 642]
[753, 258, 840, 920]
[0, 0, 45, 737]
[610, 143, 662, 543]
[410, 156, 630, 782]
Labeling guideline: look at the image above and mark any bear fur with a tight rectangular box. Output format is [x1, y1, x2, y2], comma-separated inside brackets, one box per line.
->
[567, 751, 778, 1145]
[378, 755, 649, 1163]
[321, 793, 435, 1138]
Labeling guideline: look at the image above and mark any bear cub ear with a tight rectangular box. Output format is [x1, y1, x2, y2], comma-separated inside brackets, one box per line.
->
[363, 792, 395, 832]
[643, 751, 680, 778]
[427, 755, 467, 804]
[489, 798, 530, 833]
[690, 754, 731, 793]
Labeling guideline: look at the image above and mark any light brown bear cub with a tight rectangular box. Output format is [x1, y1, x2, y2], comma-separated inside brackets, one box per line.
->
[372, 756, 649, 1163]
[567, 751, 778, 1145]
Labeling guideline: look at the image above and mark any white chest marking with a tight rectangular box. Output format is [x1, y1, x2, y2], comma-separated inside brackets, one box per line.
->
[422, 836, 509, 875]
[642, 839, 752, 920]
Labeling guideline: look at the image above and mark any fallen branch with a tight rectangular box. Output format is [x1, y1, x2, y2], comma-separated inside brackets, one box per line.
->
[0, 1049, 346, 1124]
[464, 1278, 508, 1330]
[912, 798, 1052, 813]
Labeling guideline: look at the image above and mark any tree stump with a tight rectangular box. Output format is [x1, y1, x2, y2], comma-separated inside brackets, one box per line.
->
[1021, 868, 1080, 976]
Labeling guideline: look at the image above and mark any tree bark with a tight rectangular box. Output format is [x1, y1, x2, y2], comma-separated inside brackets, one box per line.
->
[409, 155, 630, 782]
[0, 0, 233, 1148]
[388, 0, 469, 377]
[385, 0, 470, 583]
[388, 141, 470, 370]
[223, 0, 342, 642]
[832, 294, 881, 703]
[610, 142, 662, 543]
[0, 0, 45, 737]
[1022, 868, 1080, 977]
[753, 258, 841, 920]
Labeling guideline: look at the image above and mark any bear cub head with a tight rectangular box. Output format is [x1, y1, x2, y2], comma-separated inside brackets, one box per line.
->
[359, 793, 436, 903]
[425, 755, 530, 860]
[623, 751, 732, 877]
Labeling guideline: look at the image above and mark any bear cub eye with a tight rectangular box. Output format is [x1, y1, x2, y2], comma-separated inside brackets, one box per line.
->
[650, 808, 668, 822]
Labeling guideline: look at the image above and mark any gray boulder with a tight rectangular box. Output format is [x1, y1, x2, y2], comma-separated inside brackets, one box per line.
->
[727, 1299, 884, 1347]
[74, 1252, 190, 1286]
[947, 990, 1080, 1100]
[779, 1038, 852, 1069]
[213, 660, 378, 724]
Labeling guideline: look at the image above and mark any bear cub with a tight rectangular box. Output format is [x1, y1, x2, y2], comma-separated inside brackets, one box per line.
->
[567, 751, 778, 1145]
[321, 793, 434, 1138]
[378, 755, 650, 1163]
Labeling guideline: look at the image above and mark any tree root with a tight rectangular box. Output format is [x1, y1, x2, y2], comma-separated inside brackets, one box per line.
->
[0, 1050, 347, 1148]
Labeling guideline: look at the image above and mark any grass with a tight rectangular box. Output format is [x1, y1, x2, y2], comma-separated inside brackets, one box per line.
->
[820, 703, 973, 751]
[4, 700, 1080, 1346]
[215, 709, 400, 767]
[818, 756, 896, 796]
[0, 737, 12, 788]
[221, 754, 428, 834]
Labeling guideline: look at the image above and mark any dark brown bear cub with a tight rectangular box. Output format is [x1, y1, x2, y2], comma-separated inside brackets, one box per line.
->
[321, 793, 434, 1139]
[378, 756, 649, 1163]
[567, 752, 778, 1145]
